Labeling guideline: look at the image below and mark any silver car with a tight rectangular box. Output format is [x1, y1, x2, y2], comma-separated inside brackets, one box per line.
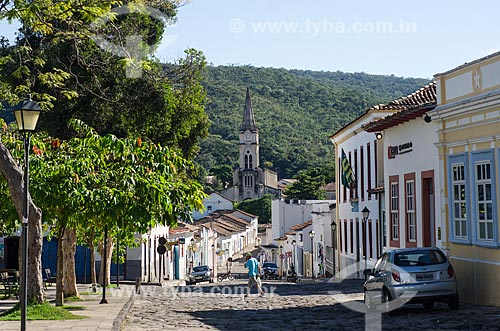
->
[186, 265, 214, 285]
[363, 248, 459, 310]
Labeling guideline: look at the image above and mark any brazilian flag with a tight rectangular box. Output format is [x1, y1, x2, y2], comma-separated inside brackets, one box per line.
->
[341, 149, 355, 188]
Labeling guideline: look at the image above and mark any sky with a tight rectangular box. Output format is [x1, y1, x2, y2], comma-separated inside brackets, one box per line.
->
[1, 0, 500, 78]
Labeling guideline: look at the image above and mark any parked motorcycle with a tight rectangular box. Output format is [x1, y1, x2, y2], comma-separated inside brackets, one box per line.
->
[217, 271, 235, 282]
[286, 268, 298, 283]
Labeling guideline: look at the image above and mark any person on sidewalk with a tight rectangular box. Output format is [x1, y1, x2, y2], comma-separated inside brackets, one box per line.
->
[244, 252, 265, 297]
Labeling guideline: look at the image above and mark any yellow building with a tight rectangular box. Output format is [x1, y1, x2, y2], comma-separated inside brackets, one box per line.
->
[430, 51, 500, 305]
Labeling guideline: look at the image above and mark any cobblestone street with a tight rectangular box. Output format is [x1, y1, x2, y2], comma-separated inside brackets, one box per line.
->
[122, 279, 500, 331]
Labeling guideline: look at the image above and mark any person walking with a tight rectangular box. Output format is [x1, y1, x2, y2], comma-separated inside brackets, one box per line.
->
[244, 253, 265, 297]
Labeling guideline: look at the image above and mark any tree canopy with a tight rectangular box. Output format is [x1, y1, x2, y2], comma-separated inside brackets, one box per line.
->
[283, 168, 327, 200]
[0, 0, 208, 303]
[235, 194, 272, 224]
[0, 0, 208, 160]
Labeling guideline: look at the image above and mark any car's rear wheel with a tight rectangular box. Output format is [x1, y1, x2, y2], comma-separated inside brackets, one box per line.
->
[422, 302, 434, 310]
[448, 295, 459, 310]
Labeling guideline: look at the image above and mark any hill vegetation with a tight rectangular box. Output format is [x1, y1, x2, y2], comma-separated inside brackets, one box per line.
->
[197, 65, 430, 181]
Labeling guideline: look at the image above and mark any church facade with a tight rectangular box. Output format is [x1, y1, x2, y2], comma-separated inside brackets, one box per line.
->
[222, 88, 280, 201]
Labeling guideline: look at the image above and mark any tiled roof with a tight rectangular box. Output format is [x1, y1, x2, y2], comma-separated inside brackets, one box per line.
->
[274, 236, 287, 241]
[362, 82, 436, 132]
[220, 214, 250, 227]
[324, 182, 336, 191]
[289, 220, 313, 231]
[367, 186, 385, 194]
[330, 82, 435, 139]
[200, 219, 244, 237]
[196, 210, 249, 237]
[169, 226, 191, 235]
[367, 82, 436, 112]
[231, 209, 258, 219]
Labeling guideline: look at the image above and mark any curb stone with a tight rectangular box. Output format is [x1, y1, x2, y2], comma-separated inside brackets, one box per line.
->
[112, 289, 135, 331]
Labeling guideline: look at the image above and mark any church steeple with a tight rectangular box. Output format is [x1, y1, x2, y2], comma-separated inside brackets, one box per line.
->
[240, 87, 257, 131]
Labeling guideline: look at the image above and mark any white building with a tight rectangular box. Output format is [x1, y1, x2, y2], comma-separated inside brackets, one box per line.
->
[192, 192, 233, 221]
[271, 199, 335, 277]
[363, 83, 443, 249]
[330, 105, 394, 278]
[331, 82, 442, 279]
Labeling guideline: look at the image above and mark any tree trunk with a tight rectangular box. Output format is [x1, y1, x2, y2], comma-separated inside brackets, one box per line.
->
[98, 237, 114, 286]
[0, 142, 44, 304]
[62, 228, 80, 298]
[55, 226, 65, 306]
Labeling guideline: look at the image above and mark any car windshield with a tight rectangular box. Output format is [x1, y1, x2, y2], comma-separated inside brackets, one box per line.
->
[394, 250, 446, 267]
[193, 266, 209, 272]
[263, 263, 277, 268]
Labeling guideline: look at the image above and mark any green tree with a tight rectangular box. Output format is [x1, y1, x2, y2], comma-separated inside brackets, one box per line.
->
[0, 0, 207, 304]
[1, 119, 206, 305]
[235, 194, 272, 224]
[284, 168, 327, 200]
[209, 164, 233, 191]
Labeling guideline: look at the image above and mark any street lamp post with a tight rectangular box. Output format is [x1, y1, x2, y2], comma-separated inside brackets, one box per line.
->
[279, 245, 283, 277]
[100, 225, 108, 304]
[291, 240, 296, 271]
[309, 230, 315, 278]
[211, 244, 215, 280]
[330, 221, 337, 278]
[14, 97, 41, 331]
[189, 238, 195, 273]
[115, 228, 120, 289]
[362, 207, 370, 280]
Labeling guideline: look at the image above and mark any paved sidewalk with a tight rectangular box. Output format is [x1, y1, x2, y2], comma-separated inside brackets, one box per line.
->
[0, 283, 135, 331]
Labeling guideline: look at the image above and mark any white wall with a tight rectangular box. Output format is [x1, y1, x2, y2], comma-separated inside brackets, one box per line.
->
[331, 109, 395, 279]
[384, 118, 442, 248]
[193, 193, 233, 220]
[271, 199, 335, 241]
[335, 130, 382, 278]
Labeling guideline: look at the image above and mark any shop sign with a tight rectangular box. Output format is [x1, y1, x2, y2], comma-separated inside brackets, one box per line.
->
[388, 142, 413, 159]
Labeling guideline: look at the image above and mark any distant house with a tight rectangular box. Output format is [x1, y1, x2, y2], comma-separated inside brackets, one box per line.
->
[324, 182, 336, 200]
[271, 199, 335, 277]
[195, 209, 258, 266]
[193, 192, 233, 221]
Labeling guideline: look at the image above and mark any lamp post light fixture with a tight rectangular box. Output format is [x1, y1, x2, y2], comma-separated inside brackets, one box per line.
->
[330, 221, 337, 278]
[309, 230, 315, 278]
[361, 207, 370, 280]
[14, 97, 41, 331]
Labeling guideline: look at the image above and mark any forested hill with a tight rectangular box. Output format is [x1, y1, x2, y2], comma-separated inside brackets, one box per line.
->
[197, 65, 430, 179]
